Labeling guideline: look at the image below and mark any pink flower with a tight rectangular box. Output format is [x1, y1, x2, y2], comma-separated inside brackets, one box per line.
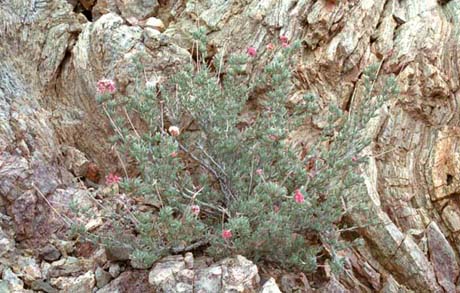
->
[247, 46, 257, 57]
[168, 126, 180, 137]
[256, 169, 263, 176]
[222, 229, 233, 239]
[266, 43, 275, 51]
[170, 151, 178, 158]
[294, 189, 305, 204]
[105, 173, 121, 185]
[268, 134, 278, 141]
[191, 205, 200, 216]
[352, 156, 358, 162]
[280, 35, 289, 43]
[97, 79, 116, 94]
[282, 42, 289, 48]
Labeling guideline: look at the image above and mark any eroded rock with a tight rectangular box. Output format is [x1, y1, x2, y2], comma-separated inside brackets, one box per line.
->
[97, 270, 154, 293]
[426, 222, 459, 292]
[149, 254, 261, 293]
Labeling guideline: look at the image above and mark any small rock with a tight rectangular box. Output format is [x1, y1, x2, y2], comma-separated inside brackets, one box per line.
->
[280, 274, 298, 293]
[61, 146, 90, 178]
[18, 256, 42, 282]
[108, 263, 121, 278]
[55, 240, 75, 257]
[144, 28, 162, 50]
[2, 267, 24, 291]
[63, 271, 95, 293]
[194, 265, 222, 293]
[40, 244, 61, 262]
[95, 267, 112, 288]
[442, 203, 460, 233]
[97, 270, 154, 293]
[184, 252, 193, 269]
[148, 255, 185, 291]
[117, 0, 159, 20]
[50, 276, 72, 289]
[106, 244, 133, 262]
[176, 269, 194, 284]
[260, 277, 282, 293]
[0, 227, 15, 258]
[93, 248, 108, 267]
[85, 217, 103, 232]
[126, 16, 139, 26]
[144, 17, 165, 32]
[30, 280, 59, 293]
[40, 261, 51, 279]
[49, 257, 83, 277]
[75, 241, 97, 258]
[220, 255, 260, 292]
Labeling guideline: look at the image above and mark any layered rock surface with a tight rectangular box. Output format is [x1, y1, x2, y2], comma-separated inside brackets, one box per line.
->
[1, 0, 460, 291]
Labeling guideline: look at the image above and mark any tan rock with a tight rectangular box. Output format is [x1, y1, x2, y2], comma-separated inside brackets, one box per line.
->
[144, 17, 165, 32]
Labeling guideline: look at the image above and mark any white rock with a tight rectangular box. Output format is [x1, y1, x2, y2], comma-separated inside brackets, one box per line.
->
[18, 256, 42, 282]
[2, 267, 24, 291]
[148, 255, 185, 288]
[62, 271, 95, 293]
[259, 277, 282, 293]
[184, 252, 194, 269]
[109, 263, 121, 278]
[145, 17, 165, 32]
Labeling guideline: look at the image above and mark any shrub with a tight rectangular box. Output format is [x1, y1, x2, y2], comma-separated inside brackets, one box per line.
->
[89, 30, 398, 272]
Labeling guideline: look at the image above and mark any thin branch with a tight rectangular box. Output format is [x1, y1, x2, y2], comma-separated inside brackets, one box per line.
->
[179, 143, 236, 202]
[102, 105, 125, 142]
[123, 107, 140, 138]
[170, 238, 209, 254]
[181, 187, 230, 217]
[197, 144, 228, 177]
[33, 184, 74, 226]
[154, 183, 164, 208]
[113, 145, 129, 178]
[348, 58, 384, 117]
[247, 155, 256, 196]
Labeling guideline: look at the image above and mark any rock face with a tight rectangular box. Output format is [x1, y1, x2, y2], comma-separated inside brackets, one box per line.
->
[2, 0, 460, 291]
[148, 254, 262, 293]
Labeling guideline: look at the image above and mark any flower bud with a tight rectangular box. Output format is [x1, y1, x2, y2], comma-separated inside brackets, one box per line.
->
[168, 126, 180, 137]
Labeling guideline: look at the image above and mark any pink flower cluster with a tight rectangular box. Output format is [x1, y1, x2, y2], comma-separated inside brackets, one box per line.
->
[105, 173, 121, 185]
[294, 189, 305, 203]
[247, 47, 257, 57]
[280, 35, 290, 48]
[191, 205, 200, 216]
[97, 79, 116, 94]
[168, 126, 180, 137]
[266, 35, 290, 52]
[222, 229, 232, 239]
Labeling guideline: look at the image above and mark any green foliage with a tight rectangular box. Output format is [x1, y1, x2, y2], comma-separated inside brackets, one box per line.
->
[93, 30, 398, 272]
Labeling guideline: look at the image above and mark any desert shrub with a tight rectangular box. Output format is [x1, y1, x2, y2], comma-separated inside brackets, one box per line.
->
[89, 30, 398, 272]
